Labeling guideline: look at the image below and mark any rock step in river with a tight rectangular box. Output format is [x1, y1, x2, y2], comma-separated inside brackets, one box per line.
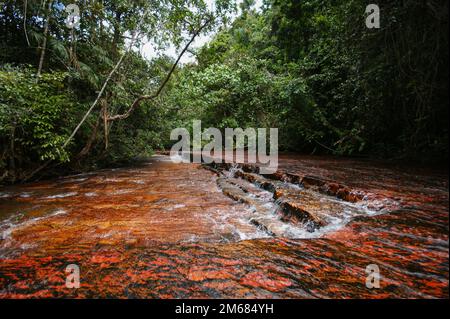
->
[206, 162, 386, 239]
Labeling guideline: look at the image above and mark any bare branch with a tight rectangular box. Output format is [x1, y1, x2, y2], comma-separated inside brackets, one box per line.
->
[107, 18, 212, 122]
[36, 0, 53, 82]
[24, 15, 211, 182]
[24, 0, 30, 46]
[62, 26, 143, 148]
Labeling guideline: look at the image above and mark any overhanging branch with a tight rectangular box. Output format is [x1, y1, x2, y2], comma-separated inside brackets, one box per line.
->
[107, 18, 212, 122]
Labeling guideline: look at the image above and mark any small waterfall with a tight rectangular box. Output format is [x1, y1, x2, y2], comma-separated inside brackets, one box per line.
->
[225, 164, 240, 178]
[208, 161, 396, 240]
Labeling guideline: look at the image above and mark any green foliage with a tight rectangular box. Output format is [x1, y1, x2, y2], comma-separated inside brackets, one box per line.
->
[0, 65, 77, 178]
[164, 0, 448, 159]
[265, 0, 449, 158]
[0, 0, 448, 183]
[0, 0, 235, 182]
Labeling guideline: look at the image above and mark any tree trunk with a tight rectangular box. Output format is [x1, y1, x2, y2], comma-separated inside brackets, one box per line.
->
[36, 0, 52, 82]
[23, 0, 30, 46]
[9, 124, 16, 182]
[76, 113, 102, 159]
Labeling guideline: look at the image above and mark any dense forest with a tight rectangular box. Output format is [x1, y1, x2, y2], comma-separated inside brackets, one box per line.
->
[0, 0, 448, 184]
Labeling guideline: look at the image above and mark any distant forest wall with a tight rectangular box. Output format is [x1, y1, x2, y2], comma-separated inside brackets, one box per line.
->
[165, 0, 449, 160]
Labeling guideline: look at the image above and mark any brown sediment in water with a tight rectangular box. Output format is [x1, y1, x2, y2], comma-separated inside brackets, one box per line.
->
[0, 154, 448, 298]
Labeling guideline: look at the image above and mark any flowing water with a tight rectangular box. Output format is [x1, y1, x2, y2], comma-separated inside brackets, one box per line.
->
[0, 154, 448, 298]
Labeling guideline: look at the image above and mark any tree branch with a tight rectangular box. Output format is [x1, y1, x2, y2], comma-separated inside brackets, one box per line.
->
[24, 0, 30, 46]
[62, 27, 142, 148]
[36, 0, 52, 82]
[107, 18, 212, 122]
[23, 15, 211, 182]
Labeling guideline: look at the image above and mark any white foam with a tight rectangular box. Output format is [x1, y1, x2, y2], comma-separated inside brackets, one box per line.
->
[44, 192, 77, 199]
[19, 192, 33, 198]
[0, 209, 68, 242]
[110, 189, 133, 195]
[84, 192, 98, 197]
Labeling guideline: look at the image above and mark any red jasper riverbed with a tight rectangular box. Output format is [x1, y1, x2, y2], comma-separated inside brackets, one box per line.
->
[0, 154, 448, 298]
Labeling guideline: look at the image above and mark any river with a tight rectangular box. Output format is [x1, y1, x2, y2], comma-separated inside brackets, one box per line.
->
[0, 154, 448, 298]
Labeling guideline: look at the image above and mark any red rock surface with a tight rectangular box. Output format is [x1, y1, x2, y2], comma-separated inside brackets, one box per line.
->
[0, 155, 448, 298]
